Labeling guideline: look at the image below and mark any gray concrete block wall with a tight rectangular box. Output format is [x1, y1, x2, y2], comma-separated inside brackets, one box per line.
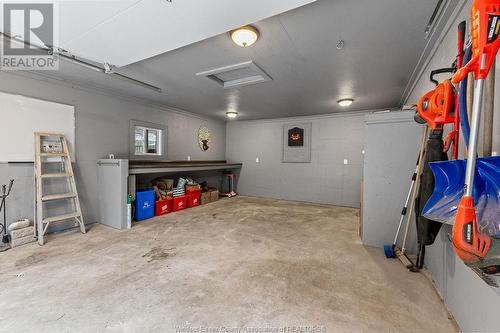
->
[226, 112, 366, 208]
[404, 0, 500, 330]
[0, 71, 226, 228]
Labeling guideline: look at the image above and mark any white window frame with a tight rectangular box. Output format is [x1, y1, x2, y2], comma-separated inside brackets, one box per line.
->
[129, 120, 167, 160]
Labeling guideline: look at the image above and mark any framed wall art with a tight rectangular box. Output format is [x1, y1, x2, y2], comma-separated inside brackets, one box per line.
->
[282, 122, 312, 163]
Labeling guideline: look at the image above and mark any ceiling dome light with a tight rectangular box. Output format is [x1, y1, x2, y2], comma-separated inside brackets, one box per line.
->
[337, 98, 354, 107]
[230, 26, 259, 47]
[226, 111, 238, 119]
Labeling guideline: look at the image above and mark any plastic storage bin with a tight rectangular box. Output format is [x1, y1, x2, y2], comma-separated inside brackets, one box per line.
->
[187, 191, 201, 208]
[172, 195, 187, 212]
[155, 199, 172, 216]
[135, 189, 155, 221]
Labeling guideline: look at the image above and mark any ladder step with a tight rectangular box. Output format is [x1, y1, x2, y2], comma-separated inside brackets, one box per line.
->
[41, 173, 72, 179]
[40, 152, 66, 157]
[43, 212, 81, 224]
[42, 192, 77, 201]
[36, 132, 65, 138]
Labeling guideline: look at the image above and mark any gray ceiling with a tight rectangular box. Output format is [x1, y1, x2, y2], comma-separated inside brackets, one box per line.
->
[26, 0, 447, 120]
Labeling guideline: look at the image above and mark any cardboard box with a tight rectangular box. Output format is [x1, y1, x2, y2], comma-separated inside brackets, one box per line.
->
[201, 191, 211, 205]
[153, 178, 174, 191]
[201, 189, 219, 205]
[210, 189, 219, 202]
[186, 184, 201, 192]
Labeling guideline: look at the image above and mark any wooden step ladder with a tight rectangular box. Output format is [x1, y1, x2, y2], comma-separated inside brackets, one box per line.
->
[34, 132, 85, 245]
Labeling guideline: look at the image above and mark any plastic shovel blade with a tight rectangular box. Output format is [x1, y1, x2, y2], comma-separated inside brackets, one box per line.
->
[422, 156, 500, 238]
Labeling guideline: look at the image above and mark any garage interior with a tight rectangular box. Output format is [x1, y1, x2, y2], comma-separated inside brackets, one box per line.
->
[0, 0, 499, 332]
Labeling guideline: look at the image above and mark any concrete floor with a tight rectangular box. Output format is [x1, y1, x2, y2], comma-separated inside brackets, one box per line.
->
[0, 196, 456, 332]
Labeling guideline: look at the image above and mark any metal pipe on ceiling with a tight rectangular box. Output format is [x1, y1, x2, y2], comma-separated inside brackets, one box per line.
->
[58, 54, 103, 73]
[424, 0, 444, 36]
[0, 33, 162, 93]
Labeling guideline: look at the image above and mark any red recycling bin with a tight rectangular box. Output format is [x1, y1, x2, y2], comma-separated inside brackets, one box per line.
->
[187, 190, 201, 208]
[155, 199, 172, 216]
[172, 195, 187, 212]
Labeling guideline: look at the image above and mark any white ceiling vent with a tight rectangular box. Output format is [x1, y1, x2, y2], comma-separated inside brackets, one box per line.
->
[196, 61, 272, 88]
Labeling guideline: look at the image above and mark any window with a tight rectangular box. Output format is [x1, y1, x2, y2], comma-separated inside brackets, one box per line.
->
[134, 126, 162, 156]
[130, 120, 167, 159]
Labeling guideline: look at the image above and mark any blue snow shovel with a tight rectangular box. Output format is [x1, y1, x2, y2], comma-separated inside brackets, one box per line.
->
[422, 157, 500, 238]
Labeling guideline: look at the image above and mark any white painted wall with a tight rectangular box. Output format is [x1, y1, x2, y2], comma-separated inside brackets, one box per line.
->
[0, 92, 75, 162]
[404, 0, 500, 331]
[0, 71, 226, 229]
[226, 112, 366, 208]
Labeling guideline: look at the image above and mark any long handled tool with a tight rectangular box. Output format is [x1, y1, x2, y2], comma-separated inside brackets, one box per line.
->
[384, 125, 428, 271]
[452, 70, 492, 260]
[384, 156, 420, 258]
[449, 0, 500, 284]
[399, 126, 428, 271]
[447, 21, 466, 160]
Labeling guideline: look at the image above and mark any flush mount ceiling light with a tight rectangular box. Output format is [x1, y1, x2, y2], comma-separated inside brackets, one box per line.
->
[230, 26, 259, 47]
[337, 98, 354, 107]
[226, 111, 238, 119]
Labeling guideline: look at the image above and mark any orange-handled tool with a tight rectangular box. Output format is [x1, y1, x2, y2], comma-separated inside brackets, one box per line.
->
[452, 0, 500, 83]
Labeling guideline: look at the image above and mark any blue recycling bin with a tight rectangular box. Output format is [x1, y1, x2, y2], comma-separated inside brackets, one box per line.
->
[135, 189, 155, 221]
